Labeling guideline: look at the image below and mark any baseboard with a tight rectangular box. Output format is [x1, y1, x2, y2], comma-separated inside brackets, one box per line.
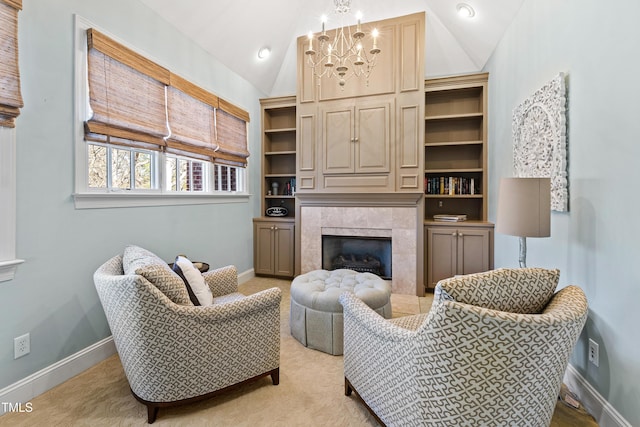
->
[564, 364, 631, 427]
[238, 268, 255, 285]
[0, 337, 116, 416]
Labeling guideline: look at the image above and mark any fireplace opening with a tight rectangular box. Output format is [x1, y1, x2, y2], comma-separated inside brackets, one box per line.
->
[322, 235, 392, 280]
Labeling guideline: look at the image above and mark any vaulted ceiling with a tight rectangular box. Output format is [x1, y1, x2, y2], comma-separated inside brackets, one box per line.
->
[139, 0, 525, 96]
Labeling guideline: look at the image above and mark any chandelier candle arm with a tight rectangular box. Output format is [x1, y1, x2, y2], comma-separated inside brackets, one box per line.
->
[304, 0, 381, 88]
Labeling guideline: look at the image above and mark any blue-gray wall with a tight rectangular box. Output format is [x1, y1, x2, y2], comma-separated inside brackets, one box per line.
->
[485, 0, 639, 424]
[0, 0, 264, 388]
[3, 0, 638, 424]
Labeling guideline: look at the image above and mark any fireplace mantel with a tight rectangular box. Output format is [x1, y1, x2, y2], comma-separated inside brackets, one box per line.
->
[296, 192, 423, 207]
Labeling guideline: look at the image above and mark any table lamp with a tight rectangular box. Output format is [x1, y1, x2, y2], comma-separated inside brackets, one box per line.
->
[496, 177, 551, 267]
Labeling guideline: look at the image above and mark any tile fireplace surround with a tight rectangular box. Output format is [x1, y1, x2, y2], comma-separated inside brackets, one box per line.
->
[299, 194, 422, 295]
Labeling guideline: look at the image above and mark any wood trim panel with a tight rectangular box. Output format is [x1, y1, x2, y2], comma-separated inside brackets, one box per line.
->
[298, 113, 316, 171]
[400, 19, 420, 92]
[323, 174, 389, 189]
[398, 104, 419, 168]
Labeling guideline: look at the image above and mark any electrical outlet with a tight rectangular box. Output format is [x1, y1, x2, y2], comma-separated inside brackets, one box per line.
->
[14, 333, 30, 359]
[588, 338, 599, 367]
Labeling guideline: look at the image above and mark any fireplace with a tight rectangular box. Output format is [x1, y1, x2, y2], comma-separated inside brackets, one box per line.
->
[322, 235, 392, 279]
[298, 195, 422, 295]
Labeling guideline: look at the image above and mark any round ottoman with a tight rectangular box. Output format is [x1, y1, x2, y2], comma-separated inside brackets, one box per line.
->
[290, 269, 392, 355]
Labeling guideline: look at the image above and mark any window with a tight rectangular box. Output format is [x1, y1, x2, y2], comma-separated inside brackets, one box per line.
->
[73, 17, 251, 208]
[87, 143, 157, 190]
[0, 0, 24, 281]
[165, 155, 208, 192]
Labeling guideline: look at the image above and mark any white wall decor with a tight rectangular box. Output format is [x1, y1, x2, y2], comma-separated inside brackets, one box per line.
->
[512, 73, 568, 211]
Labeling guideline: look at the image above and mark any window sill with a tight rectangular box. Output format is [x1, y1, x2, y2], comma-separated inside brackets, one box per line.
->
[0, 259, 25, 282]
[73, 192, 251, 209]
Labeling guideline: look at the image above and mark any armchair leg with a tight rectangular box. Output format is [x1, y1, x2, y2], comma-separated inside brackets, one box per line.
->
[270, 367, 280, 385]
[146, 405, 159, 424]
[345, 377, 353, 396]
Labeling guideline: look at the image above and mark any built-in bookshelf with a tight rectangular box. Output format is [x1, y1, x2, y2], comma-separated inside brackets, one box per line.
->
[260, 96, 297, 218]
[424, 73, 489, 222]
[423, 73, 494, 291]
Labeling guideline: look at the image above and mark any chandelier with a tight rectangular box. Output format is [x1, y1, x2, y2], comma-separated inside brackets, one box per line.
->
[305, 0, 381, 88]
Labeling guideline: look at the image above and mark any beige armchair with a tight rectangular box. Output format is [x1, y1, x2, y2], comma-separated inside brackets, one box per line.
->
[94, 248, 281, 423]
[340, 268, 588, 427]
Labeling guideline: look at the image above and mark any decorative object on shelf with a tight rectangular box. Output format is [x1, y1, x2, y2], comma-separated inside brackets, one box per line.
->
[512, 72, 568, 211]
[496, 177, 551, 268]
[433, 214, 467, 222]
[266, 206, 288, 217]
[304, 0, 381, 88]
[271, 181, 279, 195]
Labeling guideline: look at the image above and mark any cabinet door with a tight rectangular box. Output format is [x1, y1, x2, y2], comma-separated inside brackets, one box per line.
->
[355, 101, 391, 173]
[273, 223, 295, 277]
[254, 223, 275, 276]
[426, 227, 457, 288]
[457, 228, 490, 276]
[322, 105, 354, 174]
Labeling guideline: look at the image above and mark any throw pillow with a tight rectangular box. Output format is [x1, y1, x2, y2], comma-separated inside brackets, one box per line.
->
[436, 268, 560, 314]
[123, 245, 192, 305]
[172, 255, 213, 306]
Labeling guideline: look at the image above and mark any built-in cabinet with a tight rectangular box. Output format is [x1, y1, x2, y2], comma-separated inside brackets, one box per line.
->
[425, 223, 493, 289]
[253, 218, 295, 278]
[321, 98, 391, 175]
[255, 96, 296, 278]
[424, 73, 494, 291]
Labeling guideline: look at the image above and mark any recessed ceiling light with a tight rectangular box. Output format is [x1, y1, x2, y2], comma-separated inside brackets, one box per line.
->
[258, 47, 271, 60]
[456, 3, 476, 19]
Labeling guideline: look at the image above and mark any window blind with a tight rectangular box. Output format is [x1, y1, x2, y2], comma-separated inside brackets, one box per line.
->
[85, 28, 170, 150]
[0, 0, 23, 128]
[165, 73, 218, 160]
[215, 100, 250, 166]
[84, 28, 250, 166]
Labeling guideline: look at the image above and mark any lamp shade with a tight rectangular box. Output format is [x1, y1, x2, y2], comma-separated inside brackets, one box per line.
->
[496, 177, 551, 237]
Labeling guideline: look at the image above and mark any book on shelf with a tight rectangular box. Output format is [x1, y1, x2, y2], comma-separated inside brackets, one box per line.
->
[424, 176, 480, 196]
[433, 214, 467, 222]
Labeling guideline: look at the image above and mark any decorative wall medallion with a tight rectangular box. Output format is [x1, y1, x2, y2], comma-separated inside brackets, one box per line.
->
[513, 73, 568, 211]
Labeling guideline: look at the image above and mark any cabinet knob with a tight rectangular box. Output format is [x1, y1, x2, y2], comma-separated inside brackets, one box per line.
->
[458, 232, 463, 237]
[354, 137, 359, 142]
[451, 232, 457, 237]
[270, 226, 275, 230]
[274, 226, 279, 230]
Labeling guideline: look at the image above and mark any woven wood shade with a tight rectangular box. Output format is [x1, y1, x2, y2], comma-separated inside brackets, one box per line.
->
[215, 108, 249, 166]
[0, 0, 23, 128]
[165, 73, 218, 159]
[84, 27, 250, 166]
[86, 29, 169, 149]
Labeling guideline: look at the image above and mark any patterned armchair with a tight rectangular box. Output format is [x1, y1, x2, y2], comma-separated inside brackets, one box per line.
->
[94, 251, 281, 423]
[339, 268, 588, 427]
